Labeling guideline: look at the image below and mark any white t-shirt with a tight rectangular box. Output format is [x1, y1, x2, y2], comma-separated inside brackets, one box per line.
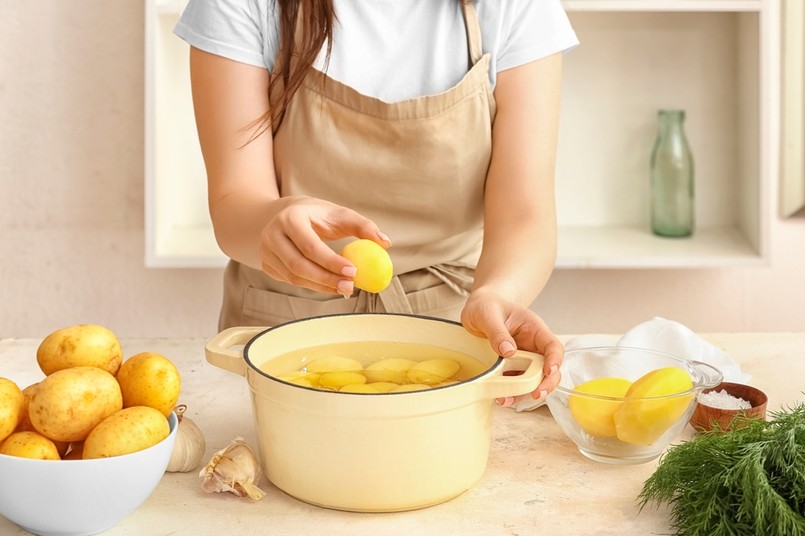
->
[175, 0, 578, 103]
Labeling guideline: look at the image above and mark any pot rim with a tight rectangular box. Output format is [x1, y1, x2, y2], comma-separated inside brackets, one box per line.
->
[241, 312, 505, 396]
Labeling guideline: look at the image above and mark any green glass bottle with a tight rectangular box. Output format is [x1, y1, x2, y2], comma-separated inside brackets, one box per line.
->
[650, 109, 694, 237]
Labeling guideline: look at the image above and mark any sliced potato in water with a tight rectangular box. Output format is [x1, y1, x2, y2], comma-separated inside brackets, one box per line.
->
[319, 371, 367, 390]
[340, 383, 382, 394]
[367, 382, 400, 393]
[275, 371, 321, 387]
[363, 358, 416, 383]
[406, 359, 461, 386]
[305, 356, 363, 374]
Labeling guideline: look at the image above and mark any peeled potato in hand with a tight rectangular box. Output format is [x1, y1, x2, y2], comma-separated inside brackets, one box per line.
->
[340, 239, 393, 293]
[116, 352, 181, 417]
[83, 406, 170, 459]
[28, 366, 123, 443]
[36, 324, 123, 376]
[0, 378, 24, 443]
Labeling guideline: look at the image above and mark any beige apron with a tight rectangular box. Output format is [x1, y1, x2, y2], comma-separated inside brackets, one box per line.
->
[219, 1, 497, 330]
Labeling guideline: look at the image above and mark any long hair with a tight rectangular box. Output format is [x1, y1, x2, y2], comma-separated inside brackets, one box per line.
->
[264, 0, 471, 135]
[266, 0, 336, 134]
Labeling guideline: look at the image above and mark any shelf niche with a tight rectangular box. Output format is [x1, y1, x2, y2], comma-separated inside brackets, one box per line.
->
[144, 1, 775, 268]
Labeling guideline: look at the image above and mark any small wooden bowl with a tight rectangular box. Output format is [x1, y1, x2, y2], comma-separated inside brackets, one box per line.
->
[689, 382, 768, 432]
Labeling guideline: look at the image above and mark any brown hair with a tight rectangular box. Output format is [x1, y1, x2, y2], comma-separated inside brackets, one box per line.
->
[264, 0, 336, 134]
[265, 0, 470, 135]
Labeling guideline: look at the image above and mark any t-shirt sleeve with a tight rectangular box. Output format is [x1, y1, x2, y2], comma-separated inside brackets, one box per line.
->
[173, 0, 276, 70]
[496, 0, 579, 72]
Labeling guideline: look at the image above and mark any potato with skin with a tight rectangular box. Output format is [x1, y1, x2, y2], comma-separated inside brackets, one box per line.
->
[83, 406, 170, 459]
[116, 352, 181, 417]
[29, 366, 123, 443]
[0, 431, 60, 460]
[36, 324, 122, 376]
[14, 383, 70, 456]
[14, 383, 39, 433]
[0, 378, 24, 443]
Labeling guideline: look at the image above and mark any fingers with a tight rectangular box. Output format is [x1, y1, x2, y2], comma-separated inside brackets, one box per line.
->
[534, 362, 560, 400]
[260, 199, 390, 295]
[534, 326, 563, 396]
[462, 293, 568, 411]
[495, 363, 561, 409]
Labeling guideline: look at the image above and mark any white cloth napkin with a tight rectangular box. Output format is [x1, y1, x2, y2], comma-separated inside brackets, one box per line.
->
[512, 316, 750, 412]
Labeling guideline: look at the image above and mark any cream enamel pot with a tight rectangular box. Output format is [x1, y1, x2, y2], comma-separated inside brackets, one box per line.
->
[205, 313, 544, 512]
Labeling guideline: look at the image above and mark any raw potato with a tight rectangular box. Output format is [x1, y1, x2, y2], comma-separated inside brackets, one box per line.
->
[0, 431, 60, 460]
[83, 406, 170, 459]
[13, 383, 38, 433]
[0, 378, 24, 443]
[13, 385, 70, 456]
[116, 352, 181, 417]
[36, 324, 122, 376]
[29, 366, 123, 443]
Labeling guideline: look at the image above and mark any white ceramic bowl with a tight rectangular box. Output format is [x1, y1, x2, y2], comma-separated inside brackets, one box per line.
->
[545, 347, 722, 464]
[0, 412, 178, 536]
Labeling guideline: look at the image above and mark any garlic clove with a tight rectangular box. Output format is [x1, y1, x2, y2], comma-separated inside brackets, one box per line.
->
[166, 405, 207, 473]
[199, 437, 265, 500]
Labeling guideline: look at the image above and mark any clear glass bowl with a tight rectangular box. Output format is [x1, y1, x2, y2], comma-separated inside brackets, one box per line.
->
[545, 346, 722, 465]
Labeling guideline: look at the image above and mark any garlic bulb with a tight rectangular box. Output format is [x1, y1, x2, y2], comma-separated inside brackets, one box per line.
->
[199, 437, 265, 500]
[166, 405, 206, 473]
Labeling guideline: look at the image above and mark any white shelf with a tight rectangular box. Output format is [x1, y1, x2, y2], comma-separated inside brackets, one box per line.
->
[556, 225, 765, 268]
[553, 7, 774, 267]
[145, 0, 777, 269]
[562, 0, 763, 12]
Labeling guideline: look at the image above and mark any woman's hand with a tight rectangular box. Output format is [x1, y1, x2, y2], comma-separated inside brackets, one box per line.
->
[461, 289, 563, 404]
[259, 196, 390, 296]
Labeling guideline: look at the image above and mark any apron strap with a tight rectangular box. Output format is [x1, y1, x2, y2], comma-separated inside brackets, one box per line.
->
[377, 276, 415, 314]
[461, 1, 484, 67]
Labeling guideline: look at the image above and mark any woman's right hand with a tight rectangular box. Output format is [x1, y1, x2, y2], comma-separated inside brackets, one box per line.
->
[259, 196, 391, 296]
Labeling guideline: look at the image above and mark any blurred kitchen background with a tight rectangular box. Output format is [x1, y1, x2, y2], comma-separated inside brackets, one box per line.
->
[1, 0, 803, 338]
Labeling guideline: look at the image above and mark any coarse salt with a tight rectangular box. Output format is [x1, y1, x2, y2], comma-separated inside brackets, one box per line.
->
[698, 389, 752, 410]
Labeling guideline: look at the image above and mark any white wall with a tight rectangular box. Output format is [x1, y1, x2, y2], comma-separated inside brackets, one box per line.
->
[1, 1, 803, 339]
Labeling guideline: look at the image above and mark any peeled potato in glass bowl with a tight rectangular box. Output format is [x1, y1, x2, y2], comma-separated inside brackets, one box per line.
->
[545, 346, 723, 465]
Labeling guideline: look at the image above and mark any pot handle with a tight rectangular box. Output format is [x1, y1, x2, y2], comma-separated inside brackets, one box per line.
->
[204, 326, 266, 377]
[477, 350, 545, 399]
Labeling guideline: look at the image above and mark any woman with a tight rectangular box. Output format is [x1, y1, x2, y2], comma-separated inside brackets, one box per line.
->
[175, 0, 577, 403]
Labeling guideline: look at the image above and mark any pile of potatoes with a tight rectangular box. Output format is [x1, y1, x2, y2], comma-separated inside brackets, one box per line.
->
[0, 324, 181, 460]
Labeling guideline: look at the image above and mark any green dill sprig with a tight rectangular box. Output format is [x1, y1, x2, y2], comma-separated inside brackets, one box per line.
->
[638, 402, 805, 536]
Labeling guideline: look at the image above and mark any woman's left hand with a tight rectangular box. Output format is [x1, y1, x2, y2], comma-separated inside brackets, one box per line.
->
[460, 290, 563, 405]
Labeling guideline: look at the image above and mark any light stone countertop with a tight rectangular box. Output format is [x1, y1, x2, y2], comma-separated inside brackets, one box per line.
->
[1, 333, 803, 536]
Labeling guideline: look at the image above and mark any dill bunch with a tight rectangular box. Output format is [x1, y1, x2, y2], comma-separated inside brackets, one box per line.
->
[638, 402, 805, 536]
